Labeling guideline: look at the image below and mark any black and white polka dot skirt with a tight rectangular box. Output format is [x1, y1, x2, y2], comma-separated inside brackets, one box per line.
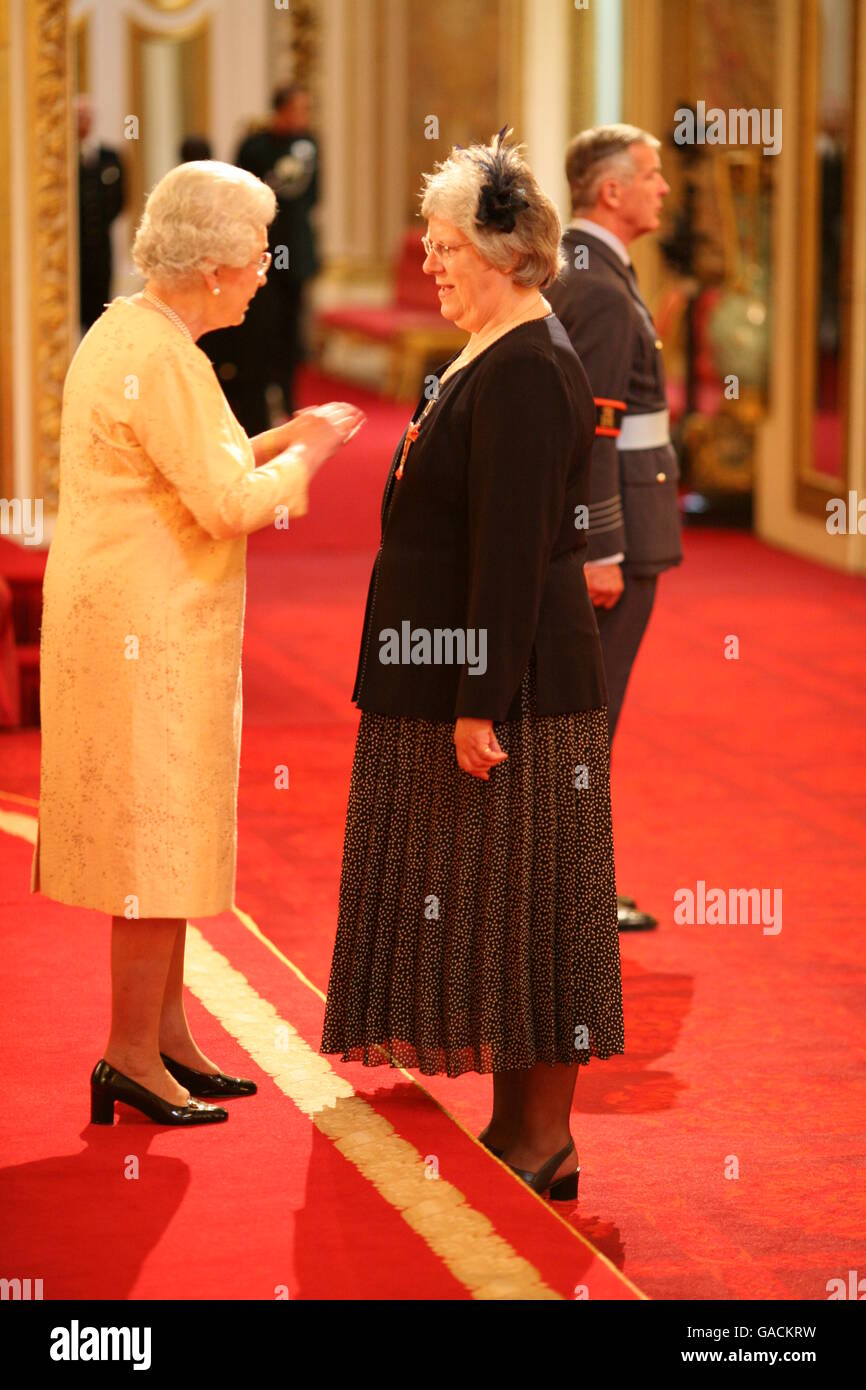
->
[320, 654, 625, 1077]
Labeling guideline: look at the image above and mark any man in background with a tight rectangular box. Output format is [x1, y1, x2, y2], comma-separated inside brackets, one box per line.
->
[548, 124, 683, 932]
[76, 95, 124, 331]
[202, 84, 320, 433]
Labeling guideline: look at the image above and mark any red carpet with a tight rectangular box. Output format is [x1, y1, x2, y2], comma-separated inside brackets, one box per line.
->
[1, 366, 865, 1299]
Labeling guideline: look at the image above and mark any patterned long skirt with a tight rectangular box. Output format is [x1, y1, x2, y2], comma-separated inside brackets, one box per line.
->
[320, 653, 624, 1077]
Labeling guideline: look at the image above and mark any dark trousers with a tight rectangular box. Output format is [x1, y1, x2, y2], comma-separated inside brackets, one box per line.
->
[594, 573, 658, 744]
[80, 263, 111, 331]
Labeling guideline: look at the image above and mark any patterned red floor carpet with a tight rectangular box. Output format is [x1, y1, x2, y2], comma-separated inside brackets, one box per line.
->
[1, 367, 865, 1299]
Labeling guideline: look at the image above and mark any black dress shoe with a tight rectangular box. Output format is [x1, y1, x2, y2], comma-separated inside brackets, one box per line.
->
[90, 1059, 228, 1126]
[506, 1138, 580, 1202]
[618, 902, 658, 931]
[160, 1053, 257, 1098]
[616, 893, 637, 909]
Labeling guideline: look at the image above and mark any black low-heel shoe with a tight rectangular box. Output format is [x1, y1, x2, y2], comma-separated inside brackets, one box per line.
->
[160, 1053, 257, 1099]
[90, 1059, 228, 1126]
[506, 1138, 580, 1202]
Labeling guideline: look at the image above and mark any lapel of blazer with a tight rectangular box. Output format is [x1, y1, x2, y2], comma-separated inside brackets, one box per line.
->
[380, 435, 406, 533]
[567, 227, 632, 287]
[566, 227, 655, 326]
[380, 348, 464, 534]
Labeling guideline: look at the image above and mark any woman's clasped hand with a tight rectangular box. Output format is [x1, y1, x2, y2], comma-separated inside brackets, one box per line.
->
[453, 718, 508, 781]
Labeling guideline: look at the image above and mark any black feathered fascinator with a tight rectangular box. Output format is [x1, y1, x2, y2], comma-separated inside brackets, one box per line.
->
[455, 125, 529, 234]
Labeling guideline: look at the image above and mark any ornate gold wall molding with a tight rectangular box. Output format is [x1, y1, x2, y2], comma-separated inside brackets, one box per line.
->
[141, 0, 198, 12]
[622, 0, 664, 307]
[72, 12, 89, 96]
[568, 0, 594, 148]
[268, 0, 319, 87]
[0, 0, 13, 501]
[406, 0, 516, 225]
[500, 0, 524, 147]
[27, 0, 74, 512]
[289, 0, 318, 85]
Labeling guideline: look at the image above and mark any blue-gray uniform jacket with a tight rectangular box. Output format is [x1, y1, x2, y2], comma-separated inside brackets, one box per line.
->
[547, 228, 683, 577]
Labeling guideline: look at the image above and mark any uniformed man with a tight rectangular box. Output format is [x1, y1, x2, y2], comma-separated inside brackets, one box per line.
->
[201, 84, 320, 434]
[76, 95, 124, 332]
[548, 124, 683, 932]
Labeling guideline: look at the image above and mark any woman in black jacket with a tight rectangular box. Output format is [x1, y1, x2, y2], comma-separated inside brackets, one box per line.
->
[320, 130, 624, 1203]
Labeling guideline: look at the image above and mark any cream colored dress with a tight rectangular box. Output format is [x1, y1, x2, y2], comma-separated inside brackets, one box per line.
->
[31, 297, 310, 918]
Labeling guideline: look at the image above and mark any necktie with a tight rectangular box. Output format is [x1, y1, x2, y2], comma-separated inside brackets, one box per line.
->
[625, 263, 656, 334]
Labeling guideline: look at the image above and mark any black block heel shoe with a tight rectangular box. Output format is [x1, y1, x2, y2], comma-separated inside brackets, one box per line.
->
[160, 1053, 257, 1099]
[506, 1138, 580, 1202]
[90, 1059, 228, 1126]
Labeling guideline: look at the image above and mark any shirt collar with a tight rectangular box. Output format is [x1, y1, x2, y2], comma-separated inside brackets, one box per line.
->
[568, 217, 631, 267]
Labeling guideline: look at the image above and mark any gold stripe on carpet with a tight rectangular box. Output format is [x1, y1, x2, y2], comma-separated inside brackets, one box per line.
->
[0, 807, 37, 842]
[230, 904, 647, 1300]
[0, 803, 628, 1298]
[183, 923, 559, 1300]
[0, 789, 40, 809]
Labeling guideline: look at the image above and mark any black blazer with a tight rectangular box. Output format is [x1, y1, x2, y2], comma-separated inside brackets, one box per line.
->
[351, 313, 608, 723]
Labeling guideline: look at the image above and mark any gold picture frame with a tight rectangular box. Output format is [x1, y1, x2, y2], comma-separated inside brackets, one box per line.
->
[0, 0, 13, 503]
[795, 0, 860, 517]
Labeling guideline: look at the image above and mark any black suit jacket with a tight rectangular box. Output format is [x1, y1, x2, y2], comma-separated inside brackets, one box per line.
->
[547, 228, 682, 576]
[235, 128, 320, 283]
[351, 314, 608, 723]
[79, 145, 124, 327]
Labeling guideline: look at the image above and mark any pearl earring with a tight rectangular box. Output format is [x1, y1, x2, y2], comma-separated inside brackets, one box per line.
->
[212, 286, 221, 296]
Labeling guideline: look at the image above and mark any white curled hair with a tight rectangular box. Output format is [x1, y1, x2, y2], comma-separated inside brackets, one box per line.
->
[132, 160, 277, 285]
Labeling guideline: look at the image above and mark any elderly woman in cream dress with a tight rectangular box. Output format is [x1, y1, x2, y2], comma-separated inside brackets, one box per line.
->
[32, 161, 364, 1127]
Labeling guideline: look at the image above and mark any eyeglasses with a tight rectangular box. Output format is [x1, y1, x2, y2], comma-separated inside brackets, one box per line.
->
[422, 235, 471, 262]
[256, 250, 272, 275]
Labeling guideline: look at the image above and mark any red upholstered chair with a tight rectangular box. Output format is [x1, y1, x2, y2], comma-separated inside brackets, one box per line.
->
[0, 575, 21, 727]
[0, 537, 46, 727]
[315, 229, 466, 399]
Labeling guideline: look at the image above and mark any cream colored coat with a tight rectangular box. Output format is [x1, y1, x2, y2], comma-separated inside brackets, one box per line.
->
[31, 298, 310, 918]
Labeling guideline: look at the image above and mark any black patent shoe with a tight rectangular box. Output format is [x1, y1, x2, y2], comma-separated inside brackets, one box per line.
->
[90, 1059, 228, 1126]
[617, 902, 658, 931]
[506, 1138, 580, 1202]
[478, 1125, 504, 1159]
[160, 1052, 257, 1099]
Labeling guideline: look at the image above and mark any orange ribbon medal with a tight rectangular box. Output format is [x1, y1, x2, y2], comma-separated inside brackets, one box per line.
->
[395, 423, 420, 480]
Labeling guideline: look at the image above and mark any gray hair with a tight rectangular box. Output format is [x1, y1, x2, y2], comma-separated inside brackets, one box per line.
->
[419, 132, 564, 290]
[565, 124, 661, 214]
[132, 160, 276, 285]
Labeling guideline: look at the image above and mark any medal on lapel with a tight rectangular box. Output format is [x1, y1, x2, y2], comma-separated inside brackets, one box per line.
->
[395, 396, 436, 480]
[395, 424, 419, 480]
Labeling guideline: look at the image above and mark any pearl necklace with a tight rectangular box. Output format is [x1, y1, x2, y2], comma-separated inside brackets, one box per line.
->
[141, 288, 194, 343]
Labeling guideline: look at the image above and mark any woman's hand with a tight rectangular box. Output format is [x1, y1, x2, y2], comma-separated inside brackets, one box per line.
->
[277, 402, 366, 478]
[454, 717, 508, 781]
[584, 561, 624, 609]
[250, 404, 365, 468]
[291, 402, 366, 444]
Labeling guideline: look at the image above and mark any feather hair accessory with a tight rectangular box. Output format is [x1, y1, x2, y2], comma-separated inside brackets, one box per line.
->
[457, 125, 529, 234]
